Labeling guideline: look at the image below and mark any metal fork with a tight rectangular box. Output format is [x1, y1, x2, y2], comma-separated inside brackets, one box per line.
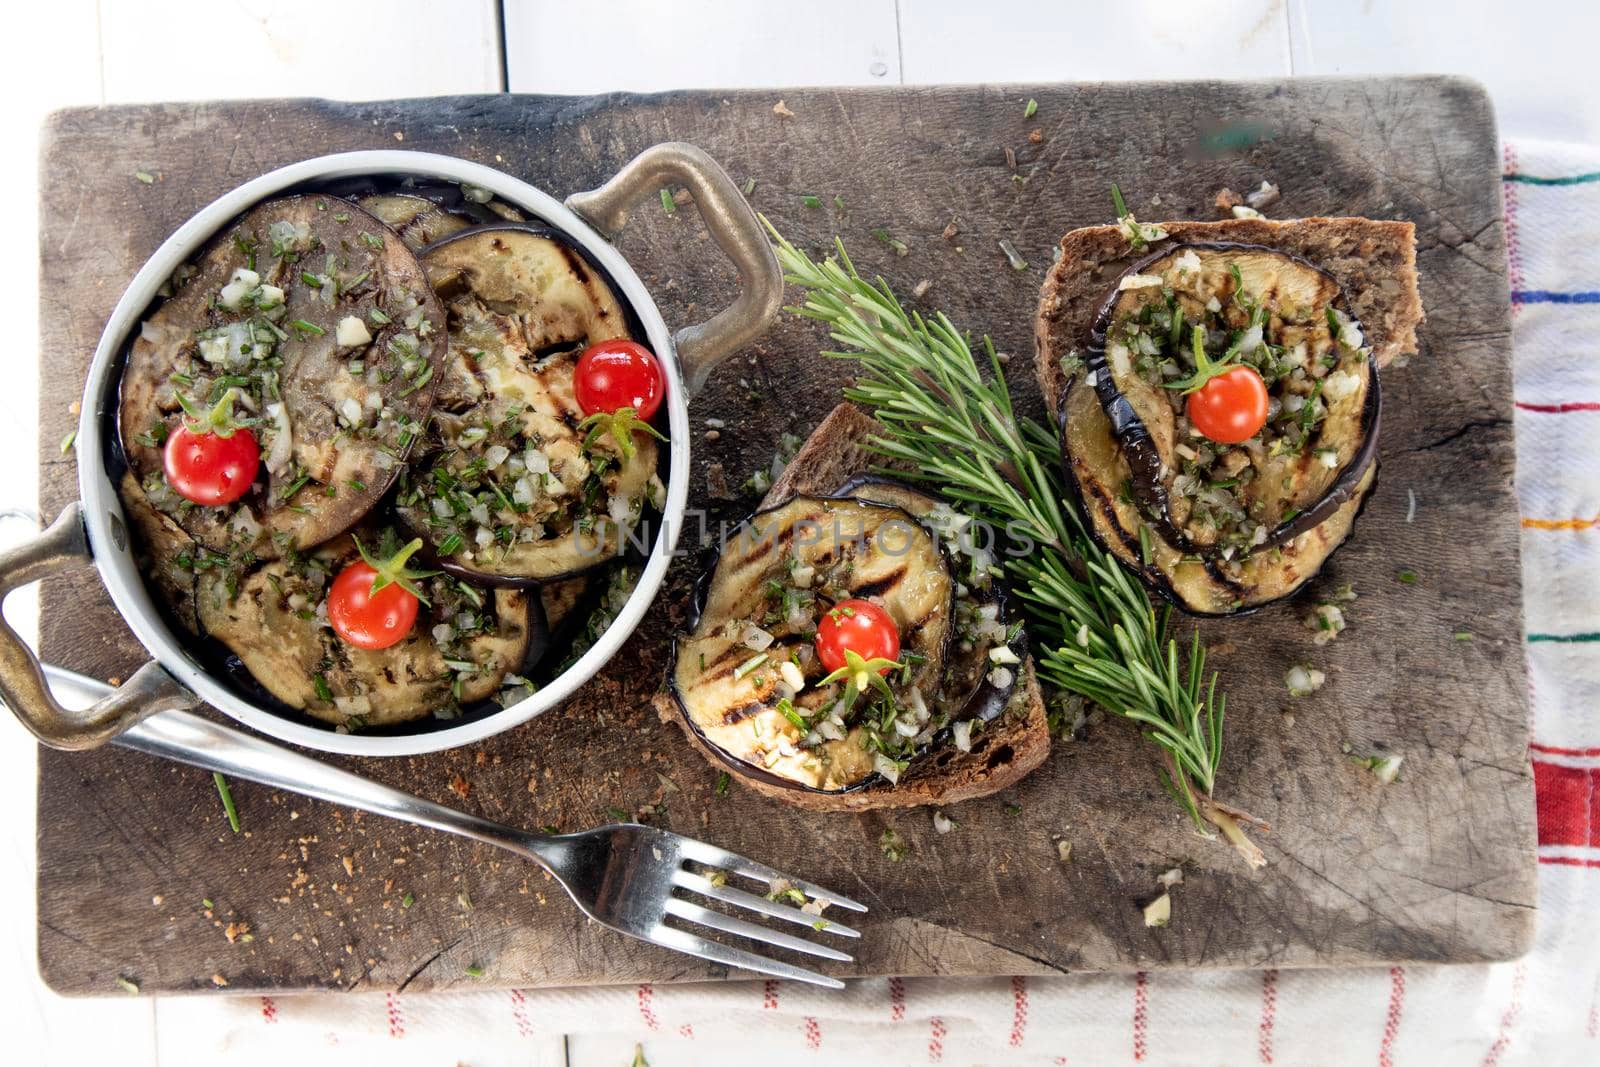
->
[39, 665, 866, 989]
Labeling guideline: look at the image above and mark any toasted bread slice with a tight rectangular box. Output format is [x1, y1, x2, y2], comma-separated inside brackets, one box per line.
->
[1034, 216, 1423, 418]
[655, 403, 1052, 812]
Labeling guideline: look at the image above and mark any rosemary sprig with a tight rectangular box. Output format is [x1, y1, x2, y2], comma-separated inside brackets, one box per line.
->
[766, 223, 1264, 867]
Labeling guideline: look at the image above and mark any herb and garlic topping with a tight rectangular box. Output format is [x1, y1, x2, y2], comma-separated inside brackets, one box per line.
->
[119, 195, 445, 560]
[672, 486, 1020, 793]
[396, 227, 664, 583]
[1089, 243, 1378, 571]
[196, 528, 533, 729]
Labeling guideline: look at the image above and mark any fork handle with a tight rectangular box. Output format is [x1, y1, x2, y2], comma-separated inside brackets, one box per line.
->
[42, 665, 553, 864]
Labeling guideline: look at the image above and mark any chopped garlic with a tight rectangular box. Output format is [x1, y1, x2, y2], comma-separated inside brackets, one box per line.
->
[1366, 754, 1404, 784]
[988, 644, 1021, 666]
[1143, 892, 1172, 927]
[1118, 272, 1165, 291]
[1323, 369, 1361, 401]
[1305, 604, 1346, 645]
[1158, 867, 1184, 888]
[335, 315, 372, 347]
[1285, 664, 1327, 698]
[779, 660, 805, 693]
[932, 811, 956, 835]
[1231, 204, 1263, 219]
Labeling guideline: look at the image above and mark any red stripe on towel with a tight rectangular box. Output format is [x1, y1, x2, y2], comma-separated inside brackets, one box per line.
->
[1533, 761, 1598, 847]
[890, 976, 906, 1021]
[1482, 963, 1527, 1067]
[510, 988, 533, 1038]
[1010, 976, 1029, 1047]
[1258, 969, 1278, 1063]
[928, 1017, 947, 1062]
[1504, 145, 1526, 311]
[1133, 971, 1149, 1061]
[385, 992, 406, 1039]
[637, 983, 660, 1031]
[1517, 400, 1600, 414]
[1378, 967, 1405, 1067]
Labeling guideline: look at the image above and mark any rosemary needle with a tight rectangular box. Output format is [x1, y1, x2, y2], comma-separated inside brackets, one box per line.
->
[765, 221, 1262, 866]
[213, 772, 240, 833]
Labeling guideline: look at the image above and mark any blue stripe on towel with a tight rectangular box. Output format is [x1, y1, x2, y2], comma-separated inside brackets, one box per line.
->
[1512, 290, 1600, 304]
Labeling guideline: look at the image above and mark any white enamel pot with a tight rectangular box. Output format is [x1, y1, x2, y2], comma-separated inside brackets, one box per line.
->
[0, 145, 782, 756]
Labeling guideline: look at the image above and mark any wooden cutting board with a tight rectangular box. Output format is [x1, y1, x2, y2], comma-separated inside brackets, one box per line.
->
[34, 78, 1534, 995]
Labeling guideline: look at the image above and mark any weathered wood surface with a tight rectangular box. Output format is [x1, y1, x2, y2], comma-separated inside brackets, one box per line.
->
[34, 78, 1533, 995]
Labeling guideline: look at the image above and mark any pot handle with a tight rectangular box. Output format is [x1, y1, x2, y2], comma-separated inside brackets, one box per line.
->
[0, 503, 197, 749]
[564, 142, 784, 396]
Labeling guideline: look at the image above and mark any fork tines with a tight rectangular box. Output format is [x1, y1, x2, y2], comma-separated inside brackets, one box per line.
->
[656, 838, 867, 989]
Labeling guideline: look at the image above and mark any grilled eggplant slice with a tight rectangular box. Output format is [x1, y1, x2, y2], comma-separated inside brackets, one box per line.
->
[832, 476, 1021, 727]
[197, 535, 532, 727]
[1063, 242, 1380, 615]
[671, 492, 1025, 794]
[394, 226, 662, 584]
[355, 189, 525, 251]
[674, 496, 952, 792]
[120, 196, 446, 559]
[1063, 367, 1376, 615]
[119, 471, 202, 635]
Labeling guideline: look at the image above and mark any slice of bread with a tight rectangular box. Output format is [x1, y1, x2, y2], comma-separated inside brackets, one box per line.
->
[1034, 217, 1423, 419]
[655, 402, 1052, 812]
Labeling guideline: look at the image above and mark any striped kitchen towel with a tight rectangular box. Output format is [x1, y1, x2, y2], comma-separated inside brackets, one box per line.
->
[156, 140, 1600, 1067]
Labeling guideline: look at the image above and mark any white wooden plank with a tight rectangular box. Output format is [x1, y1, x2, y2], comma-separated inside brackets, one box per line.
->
[898, 0, 1291, 83]
[504, 0, 900, 93]
[99, 0, 503, 103]
[1288, 0, 1600, 142]
[0, 2, 156, 1064]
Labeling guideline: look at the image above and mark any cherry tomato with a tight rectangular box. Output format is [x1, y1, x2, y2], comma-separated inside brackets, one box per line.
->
[815, 598, 901, 674]
[574, 339, 665, 420]
[163, 423, 260, 506]
[1186, 365, 1270, 445]
[327, 561, 420, 650]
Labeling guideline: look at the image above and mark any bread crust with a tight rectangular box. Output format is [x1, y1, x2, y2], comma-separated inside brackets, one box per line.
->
[655, 403, 1052, 811]
[1034, 217, 1423, 419]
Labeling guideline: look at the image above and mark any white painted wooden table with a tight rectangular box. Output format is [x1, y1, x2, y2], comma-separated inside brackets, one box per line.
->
[3, 1, 1594, 1062]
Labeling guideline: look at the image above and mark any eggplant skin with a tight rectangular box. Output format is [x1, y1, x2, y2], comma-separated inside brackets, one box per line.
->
[1062, 241, 1382, 616]
[119, 195, 446, 560]
[1060, 372, 1376, 616]
[118, 471, 201, 635]
[196, 535, 531, 727]
[355, 191, 525, 251]
[394, 226, 661, 585]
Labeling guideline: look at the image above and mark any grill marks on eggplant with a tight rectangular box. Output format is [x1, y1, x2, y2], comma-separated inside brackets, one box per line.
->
[1062, 246, 1381, 615]
[672, 483, 1021, 794]
[119, 195, 445, 560]
[356, 192, 526, 251]
[196, 534, 532, 727]
[675, 497, 951, 791]
[394, 227, 660, 584]
[1089, 244, 1378, 567]
[112, 181, 672, 733]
